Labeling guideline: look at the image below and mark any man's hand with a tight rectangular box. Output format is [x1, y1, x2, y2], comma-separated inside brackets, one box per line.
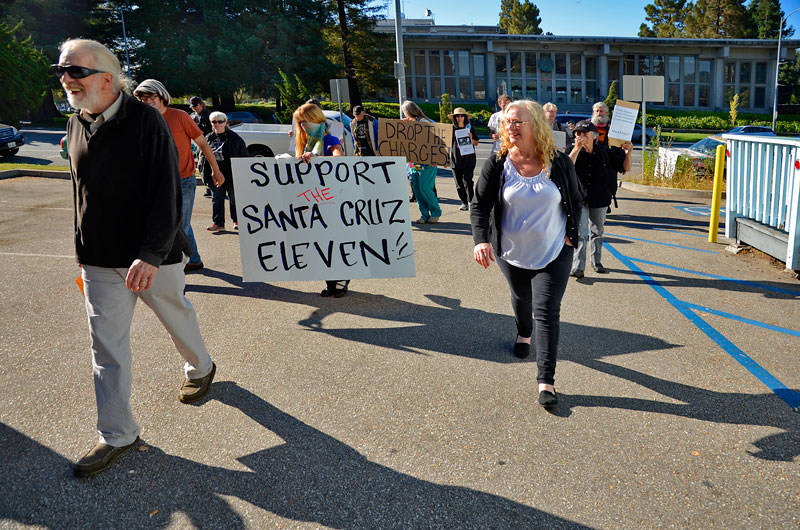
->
[212, 169, 225, 187]
[620, 141, 634, 155]
[125, 259, 157, 292]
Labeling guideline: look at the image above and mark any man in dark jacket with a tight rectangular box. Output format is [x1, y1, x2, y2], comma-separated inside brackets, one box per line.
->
[349, 105, 378, 156]
[189, 96, 212, 136]
[58, 38, 216, 477]
[568, 120, 632, 278]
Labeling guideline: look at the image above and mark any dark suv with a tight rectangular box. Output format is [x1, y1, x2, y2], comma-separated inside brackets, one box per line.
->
[0, 124, 25, 157]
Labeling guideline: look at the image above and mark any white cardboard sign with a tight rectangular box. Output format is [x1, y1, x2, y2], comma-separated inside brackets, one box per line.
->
[231, 156, 416, 282]
[608, 99, 640, 147]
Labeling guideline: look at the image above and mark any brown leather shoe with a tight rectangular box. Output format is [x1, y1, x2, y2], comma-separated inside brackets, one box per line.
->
[178, 363, 216, 403]
[74, 437, 139, 477]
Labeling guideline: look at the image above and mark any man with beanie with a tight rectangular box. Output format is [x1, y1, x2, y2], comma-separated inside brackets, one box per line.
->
[134, 79, 222, 272]
[56, 39, 217, 476]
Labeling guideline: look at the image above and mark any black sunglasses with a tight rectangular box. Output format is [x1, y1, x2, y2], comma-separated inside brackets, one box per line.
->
[51, 64, 106, 79]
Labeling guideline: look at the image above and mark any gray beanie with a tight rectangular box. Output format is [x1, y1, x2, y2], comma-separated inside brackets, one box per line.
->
[133, 78, 171, 105]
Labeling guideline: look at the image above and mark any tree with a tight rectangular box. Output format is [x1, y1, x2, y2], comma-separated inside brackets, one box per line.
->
[323, 0, 394, 104]
[638, 0, 688, 37]
[745, 0, 794, 39]
[604, 80, 619, 113]
[684, 0, 749, 38]
[0, 22, 50, 125]
[499, 0, 543, 35]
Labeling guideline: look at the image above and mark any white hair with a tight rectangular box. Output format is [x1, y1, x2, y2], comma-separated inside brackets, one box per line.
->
[59, 39, 128, 93]
[592, 101, 609, 113]
[209, 111, 227, 122]
[542, 102, 558, 113]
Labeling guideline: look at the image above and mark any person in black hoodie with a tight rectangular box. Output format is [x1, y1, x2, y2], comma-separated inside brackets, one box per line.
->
[203, 111, 250, 232]
[448, 107, 480, 211]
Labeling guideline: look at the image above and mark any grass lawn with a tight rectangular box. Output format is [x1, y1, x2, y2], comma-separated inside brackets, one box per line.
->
[0, 162, 69, 172]
[658, 131, 710, 143]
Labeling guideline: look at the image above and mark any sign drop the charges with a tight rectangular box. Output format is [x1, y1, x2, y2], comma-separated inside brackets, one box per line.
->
[231, 156, 416, 282]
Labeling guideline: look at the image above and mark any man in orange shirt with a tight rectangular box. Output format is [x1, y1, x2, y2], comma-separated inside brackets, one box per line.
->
[133, 79, 222, 272]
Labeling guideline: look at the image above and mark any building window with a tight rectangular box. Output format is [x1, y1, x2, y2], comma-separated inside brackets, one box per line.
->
[473, 54, 485, 100]
[723, 60, 767, 109]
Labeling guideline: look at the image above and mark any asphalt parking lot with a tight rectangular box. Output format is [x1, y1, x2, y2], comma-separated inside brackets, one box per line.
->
[1, 142, 798, 528]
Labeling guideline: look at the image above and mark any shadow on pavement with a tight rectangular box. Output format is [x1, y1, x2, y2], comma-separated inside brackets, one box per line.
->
[0, 383, 593, 529]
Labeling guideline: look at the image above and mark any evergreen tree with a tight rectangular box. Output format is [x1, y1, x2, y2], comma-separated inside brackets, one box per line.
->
[638, 0, 688, 37]
[684, 0, 749, 38]
[746, 0, 794, 39]
[0, 21, 50, 125]
[499, 0, 543, 35]
[604, 81, 619, 113]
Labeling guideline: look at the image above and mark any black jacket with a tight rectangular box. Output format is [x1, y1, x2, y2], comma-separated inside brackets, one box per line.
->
[191, 108, 212, 136]
[573, 143, 626, 208]
[200, 128, 249, 184]
[471, 151, 582, 253]
[67, 92, 188, 268]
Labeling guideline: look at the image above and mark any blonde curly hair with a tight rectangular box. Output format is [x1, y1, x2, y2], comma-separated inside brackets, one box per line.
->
[498, 100, 557, 169]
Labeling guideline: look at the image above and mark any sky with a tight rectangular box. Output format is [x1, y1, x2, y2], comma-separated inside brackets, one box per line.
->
[381, 0, 800, 38]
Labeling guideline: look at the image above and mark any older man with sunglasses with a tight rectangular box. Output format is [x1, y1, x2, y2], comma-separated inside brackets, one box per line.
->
[57, 39, 217, 477]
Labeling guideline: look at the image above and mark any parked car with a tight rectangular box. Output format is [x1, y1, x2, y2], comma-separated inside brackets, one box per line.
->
[0, 124, 25, 158]
[227, 111, 260, 124]
[723, 125, 776, 136]
[232, 123, 292, 157]
[554, 113, 655, 144]
[657, 135, 724, 179]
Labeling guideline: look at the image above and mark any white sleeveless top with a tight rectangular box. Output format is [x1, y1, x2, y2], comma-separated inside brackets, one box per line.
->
[499, 158, 566, 270]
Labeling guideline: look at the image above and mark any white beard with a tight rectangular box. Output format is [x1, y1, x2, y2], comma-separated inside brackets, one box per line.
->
[592, 115, 609, 126]
[65, 83, 104, 113]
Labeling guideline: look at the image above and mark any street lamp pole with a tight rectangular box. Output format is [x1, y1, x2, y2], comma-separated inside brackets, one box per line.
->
[119, 8, 132, 84]
[393, 0, 406, 117]
[772, 8, 800, 132]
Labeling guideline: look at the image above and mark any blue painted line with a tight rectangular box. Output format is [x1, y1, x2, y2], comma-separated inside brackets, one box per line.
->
[604, 233, 718, 254]
[605, 242, 800, 413]
[674, 205, 725, 217]
[626, 257, 800, 297]
[678, 301, 800, 337]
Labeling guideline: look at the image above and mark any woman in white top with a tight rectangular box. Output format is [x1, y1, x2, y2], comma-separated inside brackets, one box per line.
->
[470, 100, 582, 409]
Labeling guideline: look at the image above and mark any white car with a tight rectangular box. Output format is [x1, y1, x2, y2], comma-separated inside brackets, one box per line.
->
[234, 109, 354, 157]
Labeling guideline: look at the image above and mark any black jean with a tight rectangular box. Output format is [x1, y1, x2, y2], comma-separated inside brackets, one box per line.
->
[496, 244, 573, 385]
[211, 177, 237, 227]
[451, 163, 476, 205]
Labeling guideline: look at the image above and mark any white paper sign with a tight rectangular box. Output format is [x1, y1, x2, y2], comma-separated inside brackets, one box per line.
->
[608, 99, 640, 147]
[455, 128, 475, 156]
[552, 130, 567, 151]
[231, 157, 416, 282]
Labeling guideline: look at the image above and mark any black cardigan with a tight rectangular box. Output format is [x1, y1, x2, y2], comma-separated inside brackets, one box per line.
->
[470, 150, 583, 254]
[67, 92, 188, 268]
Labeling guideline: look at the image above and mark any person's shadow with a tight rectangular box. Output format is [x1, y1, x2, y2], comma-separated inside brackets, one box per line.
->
[0, 383, 593, 529]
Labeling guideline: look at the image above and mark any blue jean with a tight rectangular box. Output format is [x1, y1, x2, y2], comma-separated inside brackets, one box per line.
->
[211, 178, 237, 227]
[572, 205, 607, 272]
[181, 176, 202, 265]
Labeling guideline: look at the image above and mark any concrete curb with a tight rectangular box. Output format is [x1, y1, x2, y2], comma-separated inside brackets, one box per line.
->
[621, 179, 725, 200]
[0, 169, 70, 181]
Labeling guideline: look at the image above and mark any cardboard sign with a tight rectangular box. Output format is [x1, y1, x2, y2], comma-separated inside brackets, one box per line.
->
[552, 130, 567, 151]
[608, 99, 640, 147]
[231, 157, 416, 282]
[377, 118, 452, 167]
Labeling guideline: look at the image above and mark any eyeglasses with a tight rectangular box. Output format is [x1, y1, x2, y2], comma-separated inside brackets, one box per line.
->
[211, 120, 226, 124]
[136, 94, 158, 102]
[505, 120, 530, 129]
[51, 64, 106, 79]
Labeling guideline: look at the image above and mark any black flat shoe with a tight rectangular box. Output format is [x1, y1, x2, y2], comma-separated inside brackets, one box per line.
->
[538, 390, 559, 409]
[513, 342, 530, 359]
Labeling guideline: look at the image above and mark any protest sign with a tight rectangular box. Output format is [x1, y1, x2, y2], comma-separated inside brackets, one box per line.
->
[608, 99, 640, 147]
[231, 156, 416, 282]
[455, 128, 475, 156]
[552, 130, 567, 151]
[377, 118, 452, 167]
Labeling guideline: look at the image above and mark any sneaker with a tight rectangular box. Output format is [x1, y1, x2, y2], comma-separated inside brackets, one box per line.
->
[74, 437, 139, 477]
[593, 264, 608, 274]
[427, 216, 440, 224]
[459, 203, 469, 211]
[184, 262, 204, 273]
[570, 270, 584, 279]
[414, 218, 427, 224]
[206, 224, 224, 232]
[179, 363, 216, 403]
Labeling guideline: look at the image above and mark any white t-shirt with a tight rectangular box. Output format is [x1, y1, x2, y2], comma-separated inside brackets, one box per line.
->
[488, 111, 503, 153]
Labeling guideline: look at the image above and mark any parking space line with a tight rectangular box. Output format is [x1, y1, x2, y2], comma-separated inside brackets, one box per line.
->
[605, 242, 800, 413]
[604, 232, 718, 253]
[626, 257, 800, 296]
[678, 301, 800, 337]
